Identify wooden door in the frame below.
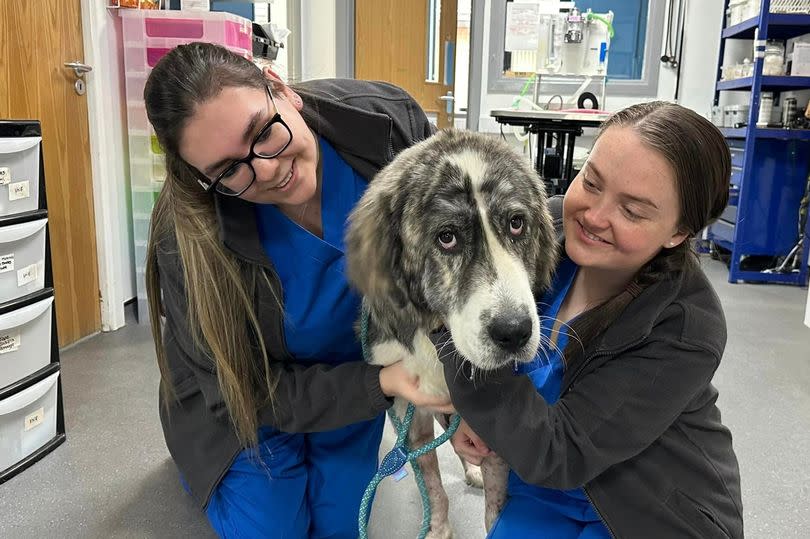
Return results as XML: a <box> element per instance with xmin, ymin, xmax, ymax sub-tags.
<box><xmin>0</xmin><ymin>0</ymin><xmax>101</xmax><ymax>346</ymax></box>
<box><xmin>355</xmin><ymin>0</ymin><xmax>458</xmax><ymax>129</ymax></box>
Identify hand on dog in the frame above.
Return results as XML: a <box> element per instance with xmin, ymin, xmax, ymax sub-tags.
<box><xmin>451</xmin><ymin>419</ymin><xmax>492</xmax><ymax>465</ymax></box>
<box><xmin>379</xmin><ymin>361</ymin><xmax>455</xmax><ymax>414</ymax></box>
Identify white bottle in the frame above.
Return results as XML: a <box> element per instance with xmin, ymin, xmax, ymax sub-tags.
<box><xmin>757</xmin><ymin>92</ymin><xmax>773</xmax><ymax>127</ymax></box>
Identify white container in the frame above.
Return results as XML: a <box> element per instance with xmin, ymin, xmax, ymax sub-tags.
<box><xmin>0</xmin><ymin>371</ymin><xmax>59</xmax><ymax>472</ymax></box>
<box><xmin>180</xmin><ymin>0</ymin><xmax>210</xmax><ymax>10</ymax></box>
<box><xmin>757</xmin><ymin>92</ymin><xmax>774</xmax><ymax>126</ymax></box>
<box><xmin>790</xmin><ymin>42</ymin><xmax>810</xmax><ymax>76</ymax></box>
<box><xmin>728</xmin><ymin>0</ymin><xmax>748</xmax><ymax>25</ymax></box>
<box><xmin>0</xmin><ymin>137</ymin><xmax>42</xmax><ymax>218</ymax></box>
<box><xmin>724</xmin><ymin>105</ymin><xmax>750</xmax><ymax>127</ymax></box>
<box><xmin>0</xmin><ymin>218</ymin><xmax>47</xmax><ymax>305</ymax></box>
<box><xmin>763</xmin><ymin>40</ymin><xmax>786</xmax><ymax>76</ymax></box>
<box><xmin>0</xmin><ymin>296</ymin><xmax>54</xmax><ymax>390</ymax></box>
<box><xmin>745</xmin><ymin>0</ymin><xmax>762</xmax><ymax>20</ymax></box>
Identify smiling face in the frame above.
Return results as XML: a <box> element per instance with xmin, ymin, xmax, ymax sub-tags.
<box><xmin>563</xmin><ymin>126</ymin><xmax>688</xmax><ymax>281</ymax></box>
<box><xmin>178</xmin><ymin>84</ymin><xmax>318</xmax><ymax>208</ymax></box>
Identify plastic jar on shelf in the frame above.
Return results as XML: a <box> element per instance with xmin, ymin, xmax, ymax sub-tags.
<box><xmin>757</xmin><ymin>92</ymin><xmax>774</xmax><ymax>126</ymax></box>
<box><xmin>763</xmin><ymin>40</ymin><xmax>786</xmax><ymax>76</ymax></box>
<box><xmin>728</xmin><ymin>0</ymin><xmax>748</xmax><ymax>26</ymax></box>
<box><xmin>741</xmin><ymin>58</ymin><xmax>753</xmax><ymax>78</ymax></box>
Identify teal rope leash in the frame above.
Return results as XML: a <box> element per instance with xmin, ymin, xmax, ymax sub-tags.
<box><xmin>357</xmin><ymin>404</ymin><xmax>461</xmax><ymax>539</ymax></box>
<box><xmin>357</xmin><ymin>304</ymin><xmax>461</xmax><ymax>539</ymax></box>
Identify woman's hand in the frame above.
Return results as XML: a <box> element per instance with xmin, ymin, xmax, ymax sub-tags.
<box><xmin>379</xmin><ymin>361</ymin><xmax>455</xmax><ymax>414</ymax></box>
<box><xmin>451</xmin><ymin>419</ymin><xmax>492</xmax><ymax>465</ymax></box>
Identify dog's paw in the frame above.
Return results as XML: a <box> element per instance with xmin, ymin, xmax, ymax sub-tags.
<box><xmin>426</xmin><ymin>523</ymin><xmax>453</xmax><ymax>539</ymax></box>
<box><xmin>464</xmin><ymin>465</ymin><xmax>484</xmax><ymax>489</ymax></box>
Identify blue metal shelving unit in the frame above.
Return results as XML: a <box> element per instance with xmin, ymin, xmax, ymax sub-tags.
<box><xmin>711</xmin><ymin>0</ymin><xmax>810</xmax><ymax>286</ymax></box>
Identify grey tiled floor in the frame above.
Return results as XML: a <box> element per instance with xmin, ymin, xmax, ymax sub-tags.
<box><xmin>0</xmin><ymin>257</ymin><xmax>808</xmax><ymax>538</ymax></box>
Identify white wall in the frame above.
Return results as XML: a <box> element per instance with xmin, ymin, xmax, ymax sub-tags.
<box><xmin>81</xmin><ymin>1</ymin><xmax>136</xmax><ymax>331</ymax></box>
<box><xmin>300</xmin><ymin>0</ymin><xmax>337</xmax><ymax>80</ymax></box>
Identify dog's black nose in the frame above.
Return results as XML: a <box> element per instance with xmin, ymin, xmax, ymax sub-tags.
<box><xmin>487</xmin><ymin>315</ymin><xmax>532</xmax><ymax>352</ymax></box>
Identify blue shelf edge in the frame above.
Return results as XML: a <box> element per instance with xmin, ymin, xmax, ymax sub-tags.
<box><xmin>720</xmin><ymin>127</ymin><xmax>810</xmax><ymax>140</ymax></box>
<box><xmin>722</xmin><ymin>17</ymin><xmax>759</xmax><ymax>38</ymax></box>
<box><xmin>722</xmin><ymin>13</ymin><xmax>810</xmax><ymax>39</ymax></box>
<box><xmin>717</xmin><ymin>76</ymin><xmax>810</xmax><ymax>91</ymax></box>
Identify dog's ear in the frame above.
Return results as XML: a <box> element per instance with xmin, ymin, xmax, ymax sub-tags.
<box><xmin>533</xmin><ymin>188</ymin><xmax>560</xmax><ymax>294</ymax></box>
<box><xmin>345</xmin><ymin>182</ymin><xmax>410</xmax><ymax>308</ymax></box>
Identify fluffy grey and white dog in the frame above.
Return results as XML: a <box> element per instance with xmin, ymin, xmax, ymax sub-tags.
<box><xmin>346</xmin><ymin>129</ymin><xmax>558</xmax><ymax>537</ymax></box>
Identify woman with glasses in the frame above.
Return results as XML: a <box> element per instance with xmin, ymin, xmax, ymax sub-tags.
<box><xmin>143</xmin><ymin>42</ymin><xmax>448</xmax><ymax>538</ymax></box>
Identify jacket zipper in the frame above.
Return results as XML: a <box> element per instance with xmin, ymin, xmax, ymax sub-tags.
<box><xmin>564</xmin><ymin>335</ymin><xmax>648</xmax><ymax>538</ymax></box>
<box><xmin>584</xmin><ymin>486</ymin><xmax>618</xmax><ymax>539</ymax></box>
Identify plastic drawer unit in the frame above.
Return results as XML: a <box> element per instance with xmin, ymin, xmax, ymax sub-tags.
<box><xmin>0</xmin><ymin>218</ymin><xmax>47</xmax><ymax>304</ymax></box>
<box><xmin>0</xmin><ymin>371</ymin><xmax>60</xmax><ymax>473</ymax></box>
<box><xmin>0</xmin><ymin>294</ymin><xmax>55</xmax><ymax>391</ymax></box>
<box><xmin>121</xmin><ymin>9</ymin><xmax>252</xmax><ymax>74</ymax></box>
<box><xmin>0</xmin><ymin>137</ymin><xmax>42</xmax><ymax>217</ymax></box>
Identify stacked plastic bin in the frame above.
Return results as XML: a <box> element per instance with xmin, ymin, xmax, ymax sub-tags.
<box><xmin>0</xmin><ymin>120</ymin><xmax>64</xmax><ymax>484</ymax></box>
<box><xmin>120</xmin><ymin>9</ymin><xmax>252</xmax><ymax>321</ymax></box>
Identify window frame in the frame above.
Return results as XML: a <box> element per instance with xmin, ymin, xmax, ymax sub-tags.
<box><xmin>487</xmin><ymin>0</ymin><xmax>666</xmax><ymax>98</ymax></box>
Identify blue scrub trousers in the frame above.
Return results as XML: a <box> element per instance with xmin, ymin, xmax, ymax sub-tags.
<box><xmin>205</xmin><ymin>415</ymin><xmax>385</xmax><ymax>539</ymax></box>
<box><xmin>488</xmin><ymin>488</ymin><xmax>611</xmax><ymax>539</ymax></box>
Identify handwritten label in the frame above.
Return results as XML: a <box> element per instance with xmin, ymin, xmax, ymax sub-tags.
<box><xmin>0</xmin><ymin>253</ymin><xmax>13</xmax><ymax>273</ymax></box>
<box><xmin>9</xmin><ymin>180</ymin><xmax>30</xmax><ymax>201</ymax></box>
<box><xmin>17</xmin><ymin>263</ymin><xmax>38</xmax><ymax>287</ymax></box>
<box><xmin>0</xmin><ymin>332</ymin><xmax>20</xmax><ymax>354</ymax></box>
<box><xmin>25</xmin><ymin>407</ymin><xmax>44</xmax><ymax>431</ymax></box>
<box><xmin>0</xmin><ymin>167</ymin><xmax>9</xmax><ymax>185</ymax></box>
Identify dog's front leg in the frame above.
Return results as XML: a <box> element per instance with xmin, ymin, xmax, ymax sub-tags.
<box><xmin>435</xmin><ymin>413</ymin><xmax>485</xmax><ymax>489</ymax></box>
<box><xmin>481</xmin><ymin>454</ymin><xmax>509</xmax><ymax>532</ymax></box>
<box><xmin>409</xmin><ymin>408</ymin><xmax>453</xmax><ymax>539</ymax></box>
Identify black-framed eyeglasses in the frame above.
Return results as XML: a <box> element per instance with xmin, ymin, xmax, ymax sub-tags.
<box><xmin>197</xmin><ymin>86</ymin><xmax>293</xmax><ymax>197</ymax></box>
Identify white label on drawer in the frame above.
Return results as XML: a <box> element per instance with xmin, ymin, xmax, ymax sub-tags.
<box><xmin>9</xmin><ymin>180</ymin><xmax>30</xmax><ymax>201</ymax></box>
<box><xmin>0</xmin><ymin>167</ymin><xmax>9</xmax><ymax>185</ymax></box>
<box><xmin>17</xmin><ymin>262</ymin><xmax>38</xmax><ymax>286</ymax></box>
<box><xmin>25</xmin><ymin>407</ymin><xmax>44</xmax><ymax>431</ymax></box>
<box><xmin>0</xmin><ymin>253</ymin><xmax>14</xmax><ymax>273</ymax></box>
<box><xmin>0</xmin><ymin>332</ymin><xmax>20</xmax><ymax>354</ymax></box>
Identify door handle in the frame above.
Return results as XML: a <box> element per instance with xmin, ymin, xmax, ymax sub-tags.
<box><xmin>64</xmin><ymin>61</ymin><xmax>93</xmax><ymax>78</ymax></box>
<box><xmin>438</xmin><ymin>92</ymin><xmax>455</xmax><ymax>114</ymax></box>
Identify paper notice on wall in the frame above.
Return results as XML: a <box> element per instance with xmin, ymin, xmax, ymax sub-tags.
<box><xmin>0</xmin><ymin>254</ymin><xmax>14</xmax><ymax>273</ymax></box>
<box><xmin>505</xmin><ymin>3</ymin><xmax>540</xmax><ymax>51</ymax></box>
<box><xmin>0</xmin><ymin>167</ymin><xmax>10</xmax><ymax>185</ymax></box>
<box><xmin>0</xmin><ymin>332</ymin><xmax>21</xmax><ymax>354</ymax></box>
<box><xmin>9</xmin><ymin>180</ymin><xmax>30</xmax><ymax>201</ymax></box>
<box><xmin>17</xmin><ymin>262</ymin><xmax>38</xmax><ymax>287</ymax></box>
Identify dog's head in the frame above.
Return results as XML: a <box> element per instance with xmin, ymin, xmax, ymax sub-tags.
<box><xmin>346</xmin><ymin>129</ymin><xmax>557</xmax><ymax>370</ymax></box>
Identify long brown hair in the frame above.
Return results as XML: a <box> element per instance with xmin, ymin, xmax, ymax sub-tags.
<box><xmin>564</xmin><ymin>101</ymin><xmax>731</xmax><ymax>362</ymax></box>
<box><xmin>144</xmin><ymin>43</ymin><xmax>280</xmax><ymax>447</ymax></box>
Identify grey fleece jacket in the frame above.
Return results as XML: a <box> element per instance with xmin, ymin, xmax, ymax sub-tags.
<box><xmin>441</xmin><ymin>197</ymin><xmax>743</xmax><ymax>539</ymax></box>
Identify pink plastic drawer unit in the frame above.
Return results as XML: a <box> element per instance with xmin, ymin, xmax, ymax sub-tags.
<box><xmin>124</xmin><ymin>41</ymin><xmax>252</xmax><ymax>73</ymax></box>
<box><xmin>120</xmin><ymin>9</ymin><xmax>252</xmax><ymax>51</ymax></box>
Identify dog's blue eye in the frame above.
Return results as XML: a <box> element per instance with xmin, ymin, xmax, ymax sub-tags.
<box><xmin>510</xmin><ymin>216</ymin><xmax>525</xmax><ymax>235</ymax></box>
<box><xmin>438</xmin><ymin>231</ymin><xmax>457</xmax><ymax>249</ymax></box>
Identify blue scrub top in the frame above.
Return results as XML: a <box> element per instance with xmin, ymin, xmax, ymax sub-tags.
<box><xmin>510</xmin><ymin>257</ymin><xmax>601</xmax><ymax>515</ymax></box>
<box><xmin>255</xmin><ymin>137</ymin><xmax>367</xmax><ymax>365</ymax></box>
